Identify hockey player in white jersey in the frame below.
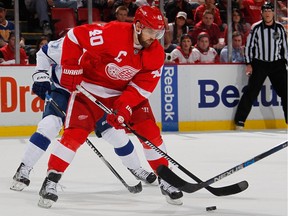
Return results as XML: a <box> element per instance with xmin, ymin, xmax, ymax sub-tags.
<box><xmin>10</xmin><ymin>37</ymin><xmax>156</xmax><ymax>192</ymax></box>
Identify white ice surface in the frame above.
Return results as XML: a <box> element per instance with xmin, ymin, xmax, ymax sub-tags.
<box><xmin>0</xmin><ymin>130</ymin><xmax>287</xmax><ymax>216</ymax></box>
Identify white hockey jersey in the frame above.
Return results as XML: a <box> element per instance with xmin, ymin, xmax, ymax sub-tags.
<box><xmin>34</xmin><ymin>37</ymin><xmax>68</xmax><ymax>92</ymax></box>
<box><xmin>191</xmin><ymin>47</ymin><xmax>218</xmax><ymax>63</ymax></box>
<box><xmin>170</xmin><ymin>47</ymin><xmax>194</xmax><ymax>63</ymax></box>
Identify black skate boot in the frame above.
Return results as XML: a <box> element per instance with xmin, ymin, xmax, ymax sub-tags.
<box><xmin>158</xmin><ymin>177</ymin><xmax>183</xmax><ymax>205</ymax></box>
<box><xmin>10</xmin><ymin>163</ymin><xmax>32</xmax><ymax>191</ymax></box>
<box><xmin>128</xmin><ymin>167</ymin><xmax>157</xmax><ymax>184</ymax></box>
<box><xmin>38</xmin><ymin>170</ymin><xmax>62</xmax><ymax>208</ymax></box>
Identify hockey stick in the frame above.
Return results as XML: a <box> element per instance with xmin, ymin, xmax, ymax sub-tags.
<box><xmin>157</xmin><ymin>141</ymin><xmax>287</xmax><ymax>193</ymax></box>
<box><xmin>45</xmin><ymin>93</ymin><xmax>142</xmax><ymax>194</ymax></box>
<box><xmin>76</xmin><ymin>85</ymin><xmax>249</xmax><ymax>196</ymax></box>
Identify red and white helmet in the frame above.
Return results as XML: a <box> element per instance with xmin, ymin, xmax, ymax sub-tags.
<box><xmin>134</xmin><ymin>5</ymin><xmax>165</xmax><ymax>31</ymax></box>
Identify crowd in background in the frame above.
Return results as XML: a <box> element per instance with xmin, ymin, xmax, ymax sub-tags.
<box><xmin>0</xmin><ymin>0</ymin><xmax>287</xmax><ymax>64</ymax></box>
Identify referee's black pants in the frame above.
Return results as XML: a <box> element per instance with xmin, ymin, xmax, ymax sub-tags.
<box><xmin>234</xmin><ymin>59</ymin><xmax>287</xmax><ymax>124</ymax></box>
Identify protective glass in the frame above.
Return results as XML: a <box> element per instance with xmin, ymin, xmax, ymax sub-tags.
<box><xmin>142</xmin><ymin>27</ymin><xmax>165</xmax><ymax>40</ymax></box>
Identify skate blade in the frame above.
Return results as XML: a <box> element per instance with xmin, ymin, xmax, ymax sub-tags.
<box><xmin>10</xmin><ymin>180</ymin><xmax>27</xmax><ymax>191</ymax></box>
<box><xmin>235</xmin><ymin>125</ymin><xmax>244</xmax><ymax>130</ymax></box>
<box><xmin>38</xmin><ymin>197</ymin><xmax>55</xmax><ymax>208</ymax></box>
<box><xmin>146</xmin><ymin>180</ymin><xmax>158</xmax><ymax>186</ymax></box>
<box><xmin>135</xmin><ymin>176</ymin><xmax>157</xmax><ymax>185</ymax></box>
<box><xmin>165</xmin><ymin>195</ymin><xmax>183</xmax><ymax>205</ymax></box>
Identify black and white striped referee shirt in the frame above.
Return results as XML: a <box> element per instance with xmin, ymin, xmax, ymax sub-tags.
<box><xmin>245</xmin><ymin>20</ymin><xmax>288</xmax><ymax>64</ymax></box>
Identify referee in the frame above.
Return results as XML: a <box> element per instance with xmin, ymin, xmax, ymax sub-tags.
<box><xmin>234</xmin><ymin>1</ymin><xmax>288</xmax><ymax>129</ymax></box>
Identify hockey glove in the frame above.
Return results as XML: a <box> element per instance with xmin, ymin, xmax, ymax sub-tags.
<box><xmin>32</xmin><ymin>70</ymin><xmax>51</xmax><ymax>100</ymax></box>
<box><xmin>60</xmin><ymin>65</ymin><xmax>83</xmax><ymax>91</ymax></box>
<box><xmin>107</xmin><ymin>104</ymin><xmax>132</xmax><ymax>130</ymax></box>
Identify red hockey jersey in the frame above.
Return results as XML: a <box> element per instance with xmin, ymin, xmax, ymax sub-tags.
<box><xmin>61</xmin><ymin>21</ymin><xmax>164</xmax><ymax>108</ymax></box>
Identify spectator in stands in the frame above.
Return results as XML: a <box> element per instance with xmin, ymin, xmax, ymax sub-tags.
<box><xmin>277</xmin><ymin>0</ymin><xmax>288</xmax><ymax>16</ymax></box>
<box><xmin>276</xmin><ymin>0</ymin><xmax>288</xmax><ymax>28</ymax></box>
<box><xmin>115</xmin><ymin>5</ymin><xmax>129</xmax><ymax>22</ymax></box>
<box><xmin>0</xmin><ymin>34</ymin><xmax>6</xmax><ymax>47</ymax></box>
<box><xmin>163</xmin><ymin>16</ymin><xmax>173</xmax><ymax>53</ymax></box>
<box><xmin>135</xmin><ymin>0</ymin><xmax>158</xmax><ymax>6</ymax></box>
<box><xmin>0</xmin><ymin>3</ymin><xmax>26</xmax><ymax>50</ymax></box>
<box><xmin>189</xmin><ymin>10</ymin><xmax>224</xmax><ymax>50</ymax></box>
<box><xmin>0</xmin><ymin>31</ymin><xmax>28</xmax><ymax>64</ymax></box>
<box><xmin>194</xmin><ymin>0</ymin><xmax>222</xmax><ymax>28</ymax></box>
<box><xmin>165</xmin><ymin>11</ymin><xmax>190</xmax><ymax>52</ymax></box>
<box><xmin>190</xmin><ymin>0</ymin><xmax>201</xmax><ymax>11</ymax></box>
<box><xmin>191</xmin><ymin>31</ymin><xmax>219</xmax><ymax>63</ymax></box>
<box><xmin>215</xmin><ymin>0</ymin><xmax>239</xmax><ymax>26</ymax></box>
<box><xmin>24</xmin><ymin>0</ymin><xmax>52</xmax><ymax>36</ymax></box>
<box><xmin>215</xmin><ymin>0</ymin><xmax>228</xmax><ymax>24</ymax></box>
<box><xmin>168</xmin><ymin>33</ymin><xmax>194</xmax><ymax>63</ymax></box>
<box><xmin>93</xmin><ymin>0</ymin><xmax>114</xmax><ymax>9</ymax></box>
<box><xmin>220</xmin><ymin>31</ymin><xmax>245</xmax><ymax>63</ymax></box>
<box><xmin>238</xmin><ymin>0</ymin><xmax>265</xmax><ymax>25</ymax></box>
<box><xmin>1</xmin><ymin>0</ymin><xmax>12</xmax><ymax>9</ymax></box>
<box><xmin>19</xmin><ymin>36</ymin><xmax>26</xmax><ymax>49</ymax></box>
<box><xmin>165</xmin><ymin>0</ymin><xmax>194</xmax><ymax>26</ymax></box>
<box><xmin>28</xmin><ymin>35</ymin><xmax>49</xmax><ymax>64</ymax></box>
<box><xmin>0</xmin><ymin>2</ymin><xmax>14</xmax><ymax>42</ymax></box>
<box><xmin>91</xmin><ymin>0</ymin><xmax>114</xmax><ymax>22</ymax></box>
<box><xmin>111</xmin><ymin>0</ymin><xmax>138</xmax><ymax>22</ymax></box>
<box><xmin>47</xmin><ymin>0</ymin><xmax>83</xmax><ymax>11</ymax></box>
<box><xmin>223</xmin><ymin>8</ymin><xmax>250</xmax><ymax>46</ymax></box>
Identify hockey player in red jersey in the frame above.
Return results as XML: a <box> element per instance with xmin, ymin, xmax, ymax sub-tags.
<box><xmin>38</xmin><ymin>6</ymin><xmax>183</xmax><ymax>208</ymax></box>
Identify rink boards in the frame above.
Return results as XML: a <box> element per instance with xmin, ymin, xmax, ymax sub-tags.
<box><xmin>0</xmin><ymin>64</ymin><xmax>286</xmax><ymax>136</ymax></box>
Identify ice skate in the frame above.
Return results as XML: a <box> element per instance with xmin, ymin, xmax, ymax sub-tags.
<box><xmin>235</xmin><ymin>121</ymin><xmax>245</xmax><ymax>130</ymax></box>
<box><xmin>38</xmin><ymin>170</ymin><xmax>62</xmax><ymax>208</ymax></box>
<box><xmin>158</xmin><ymin>177</ymin><xmax>183</xmax><ymax>205</ymax></box>
<box><xmin>10</xmin><ymin>163</ymin><xmax>32</xmax><ymax>191</ymax></box>
<box><xmin>128</xmin><ymin>167</ymin><xmax>157</xmax><ymax>184</ymax></box>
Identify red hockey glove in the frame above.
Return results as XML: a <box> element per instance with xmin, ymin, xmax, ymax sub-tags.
<box><xmin>107</xmin><ymin>104</ymin><xmax>132</xmax><ymax>130</ymax></box>
<box><xmin>60</xmin><ymin>65</ymin><xmax>83</xmax><ymax>91</ymax></box>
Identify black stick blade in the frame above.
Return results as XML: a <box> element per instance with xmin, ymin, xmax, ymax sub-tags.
<box><xmin>157</xmin><ymin>165</ymin><xmax>249</xmax><ymax>195</ymax></box>
<box><xmin>212</xmin><ymin>180</ymin><xmax>249</xmax><ymax>196</ymax></box>
<box><xmin>157</xmin><ymin>165</ymin><xmax>199</xmax><ymax>192</ymax></box>
<box><xmin>157</xmin><ymin>165</ymin><xmax>187</xmax><ymax>188</ymax></box>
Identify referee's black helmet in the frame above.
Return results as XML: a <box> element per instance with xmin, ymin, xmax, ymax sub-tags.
<box><xmin>261</xmin><ymin>1</ymin><xmax>274</xmax><ymax>11</ymax></box>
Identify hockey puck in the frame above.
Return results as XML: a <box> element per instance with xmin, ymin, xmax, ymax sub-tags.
<box><xmin>206</xmin><ymin>206</ymin><xmax>217</xmax><ymax>211</ymax></box>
